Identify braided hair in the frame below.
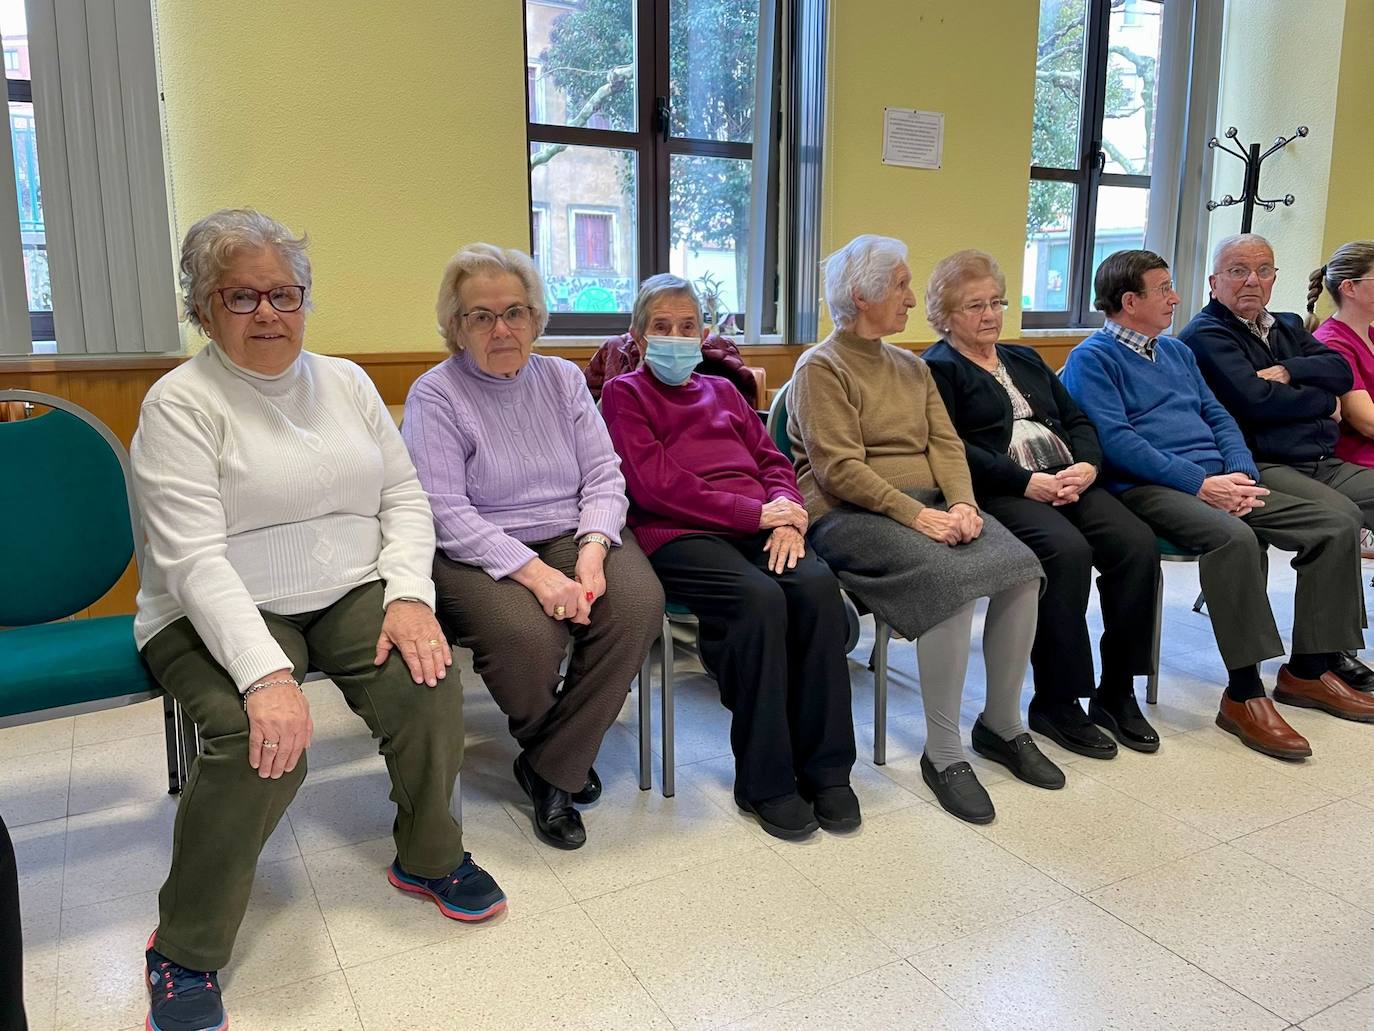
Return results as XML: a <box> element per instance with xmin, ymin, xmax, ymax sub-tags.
<box><xmin>1306</xmin><ymin>240</ymin><xmax>1374</xmax><ymax>332</ymax></box>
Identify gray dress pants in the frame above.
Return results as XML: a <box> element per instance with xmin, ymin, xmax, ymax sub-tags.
<box><xmin>1120</xmin><ymin>484</ymin><xmax>1364</xmax><ymax>671</ymax></box>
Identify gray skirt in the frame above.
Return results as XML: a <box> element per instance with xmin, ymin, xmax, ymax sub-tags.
<box><xmin>809</xmin><ymin>488</ymin><xmax>1043</xmax><ymax>640</ymax></box>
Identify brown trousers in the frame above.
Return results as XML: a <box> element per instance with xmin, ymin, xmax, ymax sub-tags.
<box><xmin>433</xmin><ymin>530</ymin><xmax>663</xmax><ymax>791</ymax></box>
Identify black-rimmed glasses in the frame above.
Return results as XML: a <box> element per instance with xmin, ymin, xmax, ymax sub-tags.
<box><xmin>460</xmin><ymin>304</ymin><xmax>534</xmax><ymax>335</ymax></box>
<box><xmin>216</xmin><ymin>285</ymin><xmax>307</xmax><ymax>314</ymax></box>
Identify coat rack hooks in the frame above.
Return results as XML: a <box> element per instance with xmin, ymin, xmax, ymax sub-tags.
<box><xmin>1205</xmin><ymin>125</ymin><xmax>1307</xmax><ymax>233</ymax></box>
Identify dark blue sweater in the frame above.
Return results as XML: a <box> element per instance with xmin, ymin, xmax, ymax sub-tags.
<box><xmin>1060</xmin><ymin>328</ymin><xmax>1259</xmax><ymax>496</ymax></box>
<box><xmin>1179</xmin><ymin>298</ymin><xmax>1349</xmax><ymax>463</ymax></box>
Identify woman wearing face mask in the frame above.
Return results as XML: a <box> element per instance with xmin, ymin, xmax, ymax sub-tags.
<box><xmin>584</xmin><ymin>273</ymin><xmax>761</xmax><ymax>404</ymax></box>
<box><xmin>600</xmin><ymin>276</ymin><xmax>859</xmax><ymax>841</ymax></box>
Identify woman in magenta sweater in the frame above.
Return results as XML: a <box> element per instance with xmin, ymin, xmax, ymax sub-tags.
<box><xmin>1309</xmin><ymin>241</ymin><xmax>1374</xmax><ymax>469</ymax></box>
<box><xmin>601</xmin><ymin>277</ymin><xmax>858</xmax><ymax>840</ymax></box>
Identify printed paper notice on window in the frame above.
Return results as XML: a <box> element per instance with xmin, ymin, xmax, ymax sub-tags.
<box><xmin>882</xmin><ymin>107</ymin><xmax>943</xmax><ymax>170</ymax></box>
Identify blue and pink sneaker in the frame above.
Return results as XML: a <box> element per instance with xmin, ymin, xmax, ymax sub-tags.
<box><xmin>144</xmin><ymin>931</ymin><xmax>227</xmax><ymax>1031</ymax></box>
<box><xmin>387</xmin><ymin>852</ymin><xmax>506</xmax><ymax>921</ymax></box>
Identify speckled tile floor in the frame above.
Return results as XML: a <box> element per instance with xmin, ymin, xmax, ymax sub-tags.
<box><xmin>8</xmin><ymin>559</ymin><xmax>1374</xmax><ymax>1030</ymax></box>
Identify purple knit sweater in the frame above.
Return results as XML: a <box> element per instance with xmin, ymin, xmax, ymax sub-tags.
<box><xmin>403</xmin><ymin>349</ymin><xmax>627</xmax><ymax>579</ymax></box>
<box><xmin>600</xmin><ymin>367</ymin><xmax>804</xmax><ymax>555</ymax></box>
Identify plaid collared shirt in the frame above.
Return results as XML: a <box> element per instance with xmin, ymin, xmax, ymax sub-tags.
<box><xmin>1241</xmin><ymin>307</ymin><xmax>1274</xmax><ymax>347</ymax></box>
<box><xmin>1103</xmin><ymin>319</ymin><xmax>1157</xmax><ymax>362</ymax></box>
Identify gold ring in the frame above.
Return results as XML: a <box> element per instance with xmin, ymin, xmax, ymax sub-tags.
<box><xmin>428</xmin><ymin>639</ymin><xmax>440</xmax><ymax>646</ymax></box>
<box><xmin>554</xmin><ymin>605</ymin><xmax>566</xmax><ymax>617</ymax></box>
<box><xmin>262</xmin><ymin>742</ymin><xmax>280</xmax><ymax>750</ymax></box>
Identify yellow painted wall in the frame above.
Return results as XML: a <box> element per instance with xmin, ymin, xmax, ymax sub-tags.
<box><xmin>820</xmin><ymin>0</ymin><xmax>1040</xmax><ymax>344</ymax></box>
<box><xmin>1207</xmin><ymin>0</ymin><xmax>1346</xmax><ymax>315</ymax></box>
<box><xmin>1319</xmin><ymin>0</ymin><xmax>1374</xmax><ymax>299</ymax></box>
<box><xmin>155</xmin><ymin>1</ymin><xmax>531</xmax><ymax>354</ymax></box>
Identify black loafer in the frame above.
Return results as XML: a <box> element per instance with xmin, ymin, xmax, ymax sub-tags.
<box><xmin>804</xmin><ymin>784</ymin><xmax>862</xmax><ymax>832</ymax></box>
<box><xmin>571</xmin><ymin>766</ymin><xmax>602</xmax><ymax>805</ymax></box>
<box><xmin>1029</xmin><ymin>700</ymin><xmax>1118</xmax><ymax>759</ymax></box>
<box><xmin>734</xmin><ymin>791</ymin><xmax>820</xmax><ymax>840</ymax></box>
<box><xmin>1333</xmin><ymin>652</ymin><xmax>1374</xmax><ymax>692</ymax></box>
<box><xmin>920</xmin><ymin>753</ymin><xmax>994</xmax><ymax>824</ymax></box>
<box><xmin>1089</xmin><ymin>694</ymin><xmax>1160</xmax><ymax>753</ymax></box>
<box><xmin>970</xmin><ymin>717</ymin><xmax>1065</xmax><ymax>789</ymax></box>
<box><xmin>513</xmin><ymin>752</ymin><xmax>586</xmax><ymax>850</ymax></box>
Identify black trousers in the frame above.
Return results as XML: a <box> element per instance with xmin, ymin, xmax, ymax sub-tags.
<box><xmin>1</xmin><ymin>811</ymin><xmax>26</xmax><ymax>1031</ymax></box>
<box><xmin>980</xmin><ymin>486</ymin><xmax>1159</xmax><ymax>703</ymax></box>
<box><xmin>648</xmin><ymin>532</ymin><xmax>857</xmax><ymax>802</ymax></box>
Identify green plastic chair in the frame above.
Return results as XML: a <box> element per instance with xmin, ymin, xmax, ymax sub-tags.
<box><xmin>0</xmin><ymin>390</ymin><xmax>188</xmax><ymax>788</ymax></box>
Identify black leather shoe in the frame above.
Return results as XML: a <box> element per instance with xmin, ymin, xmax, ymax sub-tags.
<box><xmin>1029</xmin><ymin>699</ymin><xmax>1118</xmax><ymax>759</ymax></box>
<box><xmin>1333</xmin><ymin>652</ymin><xmax>1374</xmax><ymax>692</ymax></box>
<box><xmin>920</xmin><ymin>753</ymin><xmax>994</xmax><ymax>824</ymax></box>
<box><xmin>970</xmin><ymin>716</ymin><xmax>1066</xmax><ymax>789</ymax></box>
<box><xmin>1090</xmin><ymin>693</ymin><xmax>1160</xmax><ymax>753</ymax></box>
<box><xmin>571</xmin><ymin>766</ymin><xmax>602</xmax><ymax>805</ymax></box>
<box><xmin>734</xmin><ymin>791</ymin><xmax>820</xmax><ymax>840</ymax></box>
<box><xmin>513</xmin><ymin>752</ymin><xmax>586</xmax><ymax>850</ymax></box>
<box><xmin>803</xmin><ymin>784</ymin><xmax>862</xmax><ymax>832</ymax></box>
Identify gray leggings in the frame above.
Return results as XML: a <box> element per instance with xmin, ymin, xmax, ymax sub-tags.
<box><xmin>918</xmin><ymin>578</ymin><xmax>1039</xmax><ymax>771</ymax></box>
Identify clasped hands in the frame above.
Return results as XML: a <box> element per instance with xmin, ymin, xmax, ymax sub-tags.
<box><xmin>911</xmin><ymin>502</ymin><xmax>983</xmax><ymax>546</ymax></box>
<box><xmin>513</xmin><ymin>543</ymin><xmax>607</xmax><ymax>626</ymax></box>
<box><xmin>1024</xmin><ymin>461</ymin><xmax>1097</xmax><ymax>506</ymax></box>
<box><xmin>1199</xmin><ymin>472</ymin><xmax>1269</xmax><ymax>517</ymax></box>
<box><xmin>759</xmin><ymin>496</ymin><xmax>809</xmax><ymax>574</ymax></box>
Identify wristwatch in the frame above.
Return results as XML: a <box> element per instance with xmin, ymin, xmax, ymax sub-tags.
<box><xmin>578</xmin><ymin>532</ymin><xmax>613</xmax><ymax>552</ymax></box>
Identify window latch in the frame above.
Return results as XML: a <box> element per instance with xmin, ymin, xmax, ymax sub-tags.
<box><xmin>655</xmin><ymin>96</ymin><xmax>671</xmax><ymax>142</ymax></box>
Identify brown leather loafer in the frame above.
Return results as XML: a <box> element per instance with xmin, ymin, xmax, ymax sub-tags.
<box><xmin>1274</xmin><ymin>666</ymin><xmax>1374</xmax><ymax>723</ymax></box>
<box><xmin>1216</xmin><ymin>695</ymin><xmax>1312</xmax><ymax>759</ymax></box>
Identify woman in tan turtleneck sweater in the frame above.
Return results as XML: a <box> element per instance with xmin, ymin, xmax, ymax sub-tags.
<box><xmin>788</xmin><ymin>234</ymin><xmax>1052</xmax><ymax>825</ymax></box>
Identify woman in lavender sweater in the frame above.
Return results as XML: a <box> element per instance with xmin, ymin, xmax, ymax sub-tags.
<box><xmin>601</xmin><ymin>276</ymin><xmax>858</xmax><ymax>841</ymax></box>
<box><xmin>403</xmin><ymin>244</ymin><xmax>663</xmax><ymax>851</ymax></box>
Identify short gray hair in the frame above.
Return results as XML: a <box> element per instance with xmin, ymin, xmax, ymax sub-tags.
<box><xmin>1211</xmin><ymin>232</ymin><xmax>1273</xmax><ymax>273</ymax></box>
<box><xmin>435</xmin><ymin>243</ymin><xmax>549</xmax><ymax>353</ymax></box>
<box><xmin>179</xmin><ymin>208</ymin><xmax>312</xmax><ymax>333</ymax></box>
<box><xmin>925</xmin><ymin>250</ymin><xmax>1006</xmax><ymax>334</ymax></box>
<box><xmin>822</xmin><ymin>234</ymin><xmax>908</xmax><ymax>329</ymax></box>
<box><xmin>630</xmin><ymin>273</ymin><xmax>702</xmax><ymax>335</ymax></box>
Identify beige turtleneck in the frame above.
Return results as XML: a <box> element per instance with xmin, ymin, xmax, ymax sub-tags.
<box><xmin>787</xmin><ymin>329</ymin><xmax>975</xmax><ymax>527</ymax></box>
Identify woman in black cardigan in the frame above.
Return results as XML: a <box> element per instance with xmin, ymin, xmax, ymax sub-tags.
<box><xmin>923</xmin><ymin>250</ymin><xmax>1161</xmax><ymax>758</ymax></box>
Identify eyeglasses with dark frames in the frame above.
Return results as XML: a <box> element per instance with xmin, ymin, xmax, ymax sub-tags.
<box><xmin>460</xmin><ymin>304</ymin><xmax>534</xmax><ymax>335</ymax></box>
<box><xmin>216</xmin><ymin>285</ymin><xmax>307</xmax><ymax>315</ymax></box>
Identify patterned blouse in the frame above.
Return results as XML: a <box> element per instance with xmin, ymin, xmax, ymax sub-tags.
<box><xmin>990</xmin><ymin>362</ymin><xmax>1074</xmax><ymax>472</ymax></box>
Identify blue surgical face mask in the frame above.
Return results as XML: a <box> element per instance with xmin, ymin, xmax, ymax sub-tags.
<box><xmin>642</xmin><ymin>335</ymin><xmax>701</xmax><ymax>386</ymax></box>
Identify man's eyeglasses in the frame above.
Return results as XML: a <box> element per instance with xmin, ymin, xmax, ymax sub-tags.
<box><xmin>1219</xmin><ymin>265</ymin><xmax>1278</xmax><ymax>283</ymax></box>
<box><xmin>460</xmin><ymin>304</ymin><xmax>534</xmax><ymax>335</ymax></box>
<box><xmin>216</xmin><ymin>285</ymin><xmax>306</xmax><ymax>315</ymax></box>
<box><xmin>958</xmin><ymin>298</ymin><xmax>1008</xmax><ymax>316</ymax></box>
<box><xmin>1133</xmin><ymin>281</ymin><xmax>1176</xmax><ymax>298</ymax></box>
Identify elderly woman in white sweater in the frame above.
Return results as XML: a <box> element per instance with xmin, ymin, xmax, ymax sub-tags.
<box><xmin>130</xmin><ymin>209</ymin><xmax>504</xmax><ymax>1031</ymax></box>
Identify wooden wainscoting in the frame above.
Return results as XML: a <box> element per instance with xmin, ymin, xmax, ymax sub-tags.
<box><xmin>0</xmin><ymin>332</ymin><xmax>1087</xmax><ymax>617</ymax></box>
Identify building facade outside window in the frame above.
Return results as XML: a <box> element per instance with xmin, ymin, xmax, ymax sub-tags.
<box><xmin>524</xmin><ymin>0</ymin><xmax>780</xmax><ymax>336</ymax></box>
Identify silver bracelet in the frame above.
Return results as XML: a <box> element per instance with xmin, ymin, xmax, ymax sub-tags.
<box><xmin>242</xmin><ymin>677</ymin><xmax>301</xmax><ymax>706</ymax></box>
<box><xmin>578</xmin><ymin>532</ymin><xmax>612</xmax><ymax>552</ymax></box>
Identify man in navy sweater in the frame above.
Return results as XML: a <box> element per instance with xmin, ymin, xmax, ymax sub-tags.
<box><xmin>1180</xmin><ymin>232</ymin><xmax>1374</xmax><ymax>693</ymax></box>
<box><xmin>1062</xmin><ymin>250</ymin><xmax>1374</xmax><ymax>761</ymax></box>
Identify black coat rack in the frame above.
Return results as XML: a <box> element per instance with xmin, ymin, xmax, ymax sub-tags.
<box><xmin>1206</xmin><ymin>125</ymin><xmax>1308</xmax><ymax>232</ymax></box>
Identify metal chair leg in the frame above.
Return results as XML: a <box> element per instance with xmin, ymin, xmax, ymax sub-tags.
<box><xmin>872</xmin><ymin>620</ymin><xmax>890</xmax><ymax>765</ymax></box>
<box><xmin>660</xmin><ymin>614</ymin><xmax>675</xmax><ymax>797</ymax></box>
<box><xmin>1148</xmin><ymin>566</ymin><xmax>1164</xmax><ymax>705</ymax></box>
<box><xmin>638</xmin><ymin>644</ymin><xmax>654</xmax><ymax>792</ymax></box>
<box><xmin>162</xmin><ymin>694</ymin><xmax>181</xmax><ymax>795</ymax></box>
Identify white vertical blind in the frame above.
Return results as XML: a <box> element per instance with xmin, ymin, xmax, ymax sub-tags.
<box><xmin>24</xmin><ymin>0</ymin><xmax>175</xmax><ymax>354</ymax></box>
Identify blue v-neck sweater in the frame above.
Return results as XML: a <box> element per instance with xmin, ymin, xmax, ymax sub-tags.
<box><xmin>1059</xmin><ymin>329</ymin><xmax>1259</xmax><ymax>496</ymax></box>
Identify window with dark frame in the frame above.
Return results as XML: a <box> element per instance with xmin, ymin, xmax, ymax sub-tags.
<box><xmin>523</xmin><ymin>0</ymin><xmax>781</xmax><ymax>337</ymax></box>
<box><xmin>1023</xmin><ymin>0</ymin><xmax>1162</xmax><ymax>329</ymax></box>
<box><xmin>3</xmin><ymin>12</ymin><xmax>53</xmax><ymax>345</ymax></box>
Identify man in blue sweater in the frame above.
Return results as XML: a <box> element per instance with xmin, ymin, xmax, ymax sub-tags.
<box><xmin>1062</xmin><ymin>250</ymin><xmax>1374</xmax><ymax>761</ymax></box>
<box><xmin>1180</xmin><ymin>232</ymin><xmax>1374</xmax><ymax>693</ymax></box>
